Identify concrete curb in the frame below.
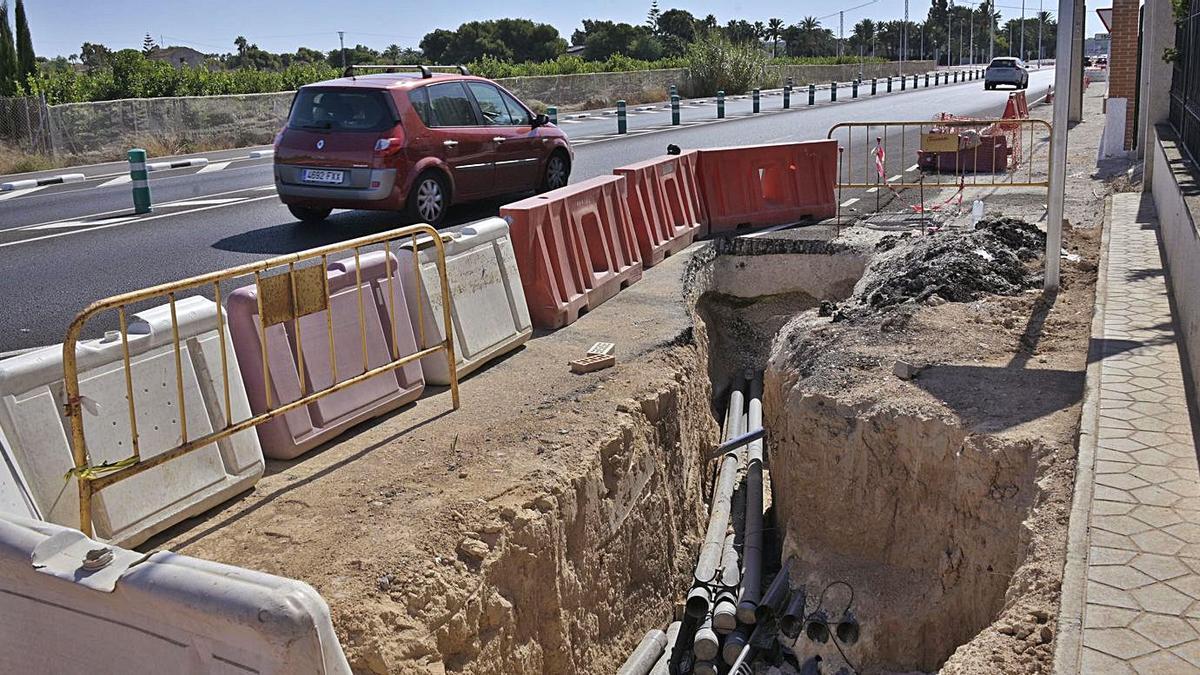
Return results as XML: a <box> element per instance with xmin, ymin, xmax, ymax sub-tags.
<box><xmin>1051</xmin><ymin>195</ymin><xmax>1114</xmax><ymax>675</ymax></box>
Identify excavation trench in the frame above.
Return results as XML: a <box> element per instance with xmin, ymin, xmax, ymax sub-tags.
<box><xmin>297</xmin><ymin>222</ymin><xmax>1073</xmax><ymax>673</ymax></box>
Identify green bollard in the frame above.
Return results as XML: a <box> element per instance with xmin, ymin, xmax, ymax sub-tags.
<box><xmin>547</xmin><ymin>106</ymin><xmax>557</xmax><ymax>125</ymax></box>
<box><xmin>717</xmin><ymin>90</ymin><xmax>725</xmax><ymax>118</ymax></box>
<box><xmin>783</xmin><ymin>85</ymin><xmax>791</xmax><ymax>109</ymax></box>
<box><xmin>752</xmin><ymin>88</ymin><xmax>760</xmax><ymax>113</ymax></box>
<box><xmin>808</xmin><ymin>83</ymin><xmax>815</xmax><ymax>105</ymax></box>
<box><xmin>871</xmin><ymin>78</ymin><xmax>877</xmax><ymax>95</ymax></box>
<box><xmin>671</xmin><ymin>94</ymin><xmax>680</xmax><ymax>125</ymax></box>
<box><xmin>887</xmin><ymin>76</ymin><xmax>893</xmax><ymax>92</ymax></box>
<box><xmin>913</xmin><ymin>74</ymin><xmax>919</xmax><ymax>89</ymax></box>
<box><xmin>616</xmin><ymin>100</ymin><xmax>626</xmax><ymax>134</ymax></box>
<box><xmin>954</xmin><ymin>71</ymin><xmax>959</xmax><ymax>83</ymax></box>
<box><xmin>852</xmin><ymin>80</ymin><xmax>858</xmax><ymax>98</ymax></box>
<box><xmin>128</xmin><ymin>148</ymin><xmax>151</xmax><ymax>214</ymax></box>
<box><xmin>924</xmin><ymin>73</ymin><xmax>929</xmax><ymax>87</ymax></box>
<box><xmin>830</xmin><ymin>81</ymin><xmax>837</xmax><ymax>101</ymax></box>
<box><xmin>669</xmin><ymin>84</ymin><xmax>677</xmax><ymax>98</ymax></box>
<box><xmin>901</xmin><ymin>73</ymin><xmax>906</xmax><ymax>90</ymax></box>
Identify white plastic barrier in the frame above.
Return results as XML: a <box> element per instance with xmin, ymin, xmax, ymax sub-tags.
<box><xmin>0</xmin><ymin>426</ymin><xmax>38</xmax><ymax>519</ymax></box>
<box><xmin>0</xmin><ymin>515</ymin><xmax>351</xmax><ymax>674</ymax></box>
<box><xmin>399</xmin><ymin>217</ymin><xmax>533</xmax><ymax>384</ymax></box>
<box><xmin>0</xmin><ymin>296</ymin><xmax>264</xmax><ymax>546</ymax></box>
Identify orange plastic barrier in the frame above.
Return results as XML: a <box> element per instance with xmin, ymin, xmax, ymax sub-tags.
<box><xmin>694</xmin><ymin>140</ymin><xmax>838</xmax><ymax>232</ymax></box>
<box><xmin>1003</xmin><ymin>91</ymin><xmax>1029</xmax><ymax>120</ymax></box>
<box><xmin>501</xmin><ymin>176</ymin><xmax>643</xmax><ymax>329</ymax></box>
<box><xmin>613</xmin><ymin>150</ymin><xmax>705</xmax><ymax>267</ymax></box>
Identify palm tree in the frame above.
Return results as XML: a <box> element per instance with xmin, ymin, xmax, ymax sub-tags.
<box><xmin>382</xmin><ymin>44</ymin><xmax>403</xmax><ymax>62</ymax></box>
<box><xmin>799</xmin><ymin>16</ymin><xmax>821</xmax><ymax>57</ymax></box>
<box><xmin>852</xmin><ymin>19</ymin><xmax>877</xmax><ymax>57</ymax></box>
<box><xmin>768</xmin><ymin>18</ymin><xmax>784</xmax><ymax>57</ymax></box>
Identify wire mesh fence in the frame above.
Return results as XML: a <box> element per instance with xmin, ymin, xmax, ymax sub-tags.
<box><xmin>0</xmin><ymin>91</ymin><xmax>295</xmax><ymax>162</ymax></box>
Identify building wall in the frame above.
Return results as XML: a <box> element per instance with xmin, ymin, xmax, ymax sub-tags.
<box><xmin>1150</xmin><ymin>124</ymin><xmax>1200</xmax><ymax>400</ymax></box>
<box><xmin>1109</xmin><ymin>0</ymin><xmax>1141</xmax><ymax>149</ymax></box>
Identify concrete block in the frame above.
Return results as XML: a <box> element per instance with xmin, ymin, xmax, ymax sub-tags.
<box><xmin>0</xmin><ymin>297</ymin><xmax>264</xmax><ymax>546</ymax></box>
<box><xmin>398</xmin><ymin>218</ymin><xmax>533</xmax><ymax>384</ymax></box>
<box><xmin>0</xmin><ymin>514</ymin><xmax>351</xmax><ymax>674</ymax></box>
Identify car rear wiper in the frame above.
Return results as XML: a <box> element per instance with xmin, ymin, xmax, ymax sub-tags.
<box><xmin>301</xmin><ymin>122</ymin><xmax>332</xmax><ymax>130</ymax></box>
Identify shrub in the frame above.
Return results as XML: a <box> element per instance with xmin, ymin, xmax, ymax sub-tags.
<box><xmin>685</xmin><ymin>33</ymin><xmax>768</xmax><ymax>95</ymax></box>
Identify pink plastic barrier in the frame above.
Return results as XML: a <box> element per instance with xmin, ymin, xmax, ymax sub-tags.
<box><xmin>227</xmin><ymin>252</ymin><xmax>424</xmax><ymax>459</ymax></box>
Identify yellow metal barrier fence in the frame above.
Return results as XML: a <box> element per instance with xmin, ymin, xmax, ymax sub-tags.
<box><xmin>827</xmin><ymin>117</ymin><xmax>1053</xmax><ymax>220</ymax></box>
<box><xmin>62</xmin><ymin>224</ymin><xmax>459</xmax><ymax>537</ymax></box>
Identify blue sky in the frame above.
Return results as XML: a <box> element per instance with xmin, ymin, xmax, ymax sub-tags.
<box><xmin>24</xmin><ymin>0</ymin><xmax>1104</xmax><ymax>58</ymax></box>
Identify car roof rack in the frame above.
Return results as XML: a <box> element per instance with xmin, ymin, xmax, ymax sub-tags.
<box><xmin>342</xmin><ymin>64</ymin><xmax>471</xmax><ymax>79</ymax></box>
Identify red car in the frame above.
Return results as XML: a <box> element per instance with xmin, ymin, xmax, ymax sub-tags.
<box><xmin>274</xmin><ymin>65</ymin><xmax>573</xmax><ymax>225</ymax></box>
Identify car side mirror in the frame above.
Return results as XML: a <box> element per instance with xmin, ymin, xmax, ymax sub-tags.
<box><xmin>532</xmin><ymin>113</ymin><xmax>550</xmax><ymax>128</ymax></box>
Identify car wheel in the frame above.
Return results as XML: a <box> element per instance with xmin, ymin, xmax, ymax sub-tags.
<box><xmin>406</xmin><ymin>171</ymin><xmax>449</xmax><ymax>226</ymax></box>
<box><xmin>539</xmin><ymin>151</ymin><xmax>570</xmax><ymax>193</ymax></box>
<box><xmin>288</xmin><ymin>205</ymin><xmax>332</xmax><ymax>223</ymax></box>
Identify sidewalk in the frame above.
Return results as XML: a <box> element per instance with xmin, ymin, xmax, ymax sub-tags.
<box><xmin>1071</xmin><ymin>192</ymin><xmax>1200</xmax><ymax>673</ymax></box>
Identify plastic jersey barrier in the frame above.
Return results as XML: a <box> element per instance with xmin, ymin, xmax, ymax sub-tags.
<box><xmin>0</xmin><ymin>425</ymin><xmax>38</xmax><ymax>519</ymax></box>
<box><xmin>227</xmin><ymin>251</ymin><xmax>425</xmax><ymax>460</ymax></box>
<box><xmin>500</xmin><ymin>175</ymin><xmax>643</xmax><ymax>329</ymax></box>
<box><xmin>0</xmin><ymin>297</ymin><xmax>264</xmax><ymax>547</ymax></box>
<box><xmin>613</xmin><ymin>150</ymin><xmax>706</xmax><ymax>265</ymax></box>
<box><xmin>397</xmin><ymin>218</ymin><xmax>532</xmax><ymax>385</ymax></box>
<box><xmin>0</xmin><ymin>515</ymin><xmax>351</xmax><ymax>674</ymax></box>
<box><xmin>694</xmin><ymin>140</ymin><xmax>838</xmax><ymax>232</ymax></box>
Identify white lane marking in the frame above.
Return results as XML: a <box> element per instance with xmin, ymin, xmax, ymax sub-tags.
<box><xmin>906</xmin><ymin>164</ymin><xmax>919</xmax><ymax>172</ymax></box>
<box><xmin>254</xmin><ymin>185</ymin><xmax>277</xmax><ymax>191</ymax></box>
<box><xmin>166</xmin><ymin>197</ymin><xmax>245</xmax><ymax>207</ymax></box>
<box><xmin>887</xmin><ymin>175</ymin><xmax>902</xmax><ymax>182</ymax></box>
<box><xmin>840</xmin><ymin>198</ymin><xmax>860</xmax><ymax>207</ymax></box>
<box><xmin>866</xmin><ymin>187</ymin><xmax>879</xmax><ymax>193</ymax></box>
<box><xmin>99</xmin><ymin>175</ymin><xmax>132</xmax><ymax>188</ymax></box>
<box><xmin>0</xmin><ymin>186</ymin><xmax>47</xmax><ymax>201</ymax></box>
<box><xmin>559</xmin><ymin>119</ymin><xmax>582</xmax><ymax>124</ymax></box>
<box><xmin>1</xmin><ymin>194</ymin><xmax>277</xmax><ymax>249</ymax></box>
<box><xmin>197</xmin><ymin>161</ymin><xmax>232</xmax><ymax>174</ymax></box>
<box><xmin>24</xmin><ymin>215</ymin><xmax>138</xmax><ymax>231</ymax></box>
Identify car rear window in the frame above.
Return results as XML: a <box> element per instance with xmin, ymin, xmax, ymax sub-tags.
<box><xmin>991</xmin><ymin>59</ymin><xmax>1018</xmax><ymax>68</ymax></box>
<box><xmin>288</xmin><ymin>88</ymin><xmax>396</xmax><ymax>132</ymax></box>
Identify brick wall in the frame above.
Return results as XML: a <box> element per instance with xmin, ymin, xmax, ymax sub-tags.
<box><xmin>1109</xmin><ymin>0</ymin><xmax>1140</xmax><ymax>149</ymax></box>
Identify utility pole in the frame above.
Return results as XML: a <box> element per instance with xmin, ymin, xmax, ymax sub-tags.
<box><xmin>989</xmin><ymin>0</ymin><xmax>995</xmax><ymax>61</ymax></box>
<box><xmin>969</xmin><ymin>9</ymin><xmax>974</xmax><ymax>64</ymax></box>
<box><xmin>1037</xmin><ymin>0</ymin><xmax>1044</xmax><ymax>66</ymax></box>
<box><xmin>337</xmin><ymin>31</ymin><xmax>347</xmax><ymax>71</ymax></box>
<box><xmin>947</xmin><ymin>0</ymin><xmax>954</xmax><ymax>66</ymax></box>
<box><xmin>959</xmin><ymin>17</ymin><xmax>964</xmax><ymax>65</ymax></box>
<box><xmin>901</xmin><ymin>0</ymin><xmax>908</xmax><ymax>75</ymax></box>
<box><xmin>839</xmin><ymin>10</ymin><xmax>845</xmax><ymax>59</ymax></box>
<box><xmin>920</xmin><ymin>24</ymin><xmax>925</xmax><ymax>60</ymax></box>
<box><xmin>1020</xmin><ymin>0</ymin><xmax>1026</xmax><ymax>60</ymax></box>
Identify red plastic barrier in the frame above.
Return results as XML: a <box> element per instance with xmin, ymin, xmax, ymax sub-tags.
<box><xmin>501</xmin><ymin>176</ymin><xmax>643</xmax><ymax>329</ymax></box>
<box><xmin>613</xmin><ymin>150</ymin><xmax>705</xmax><ymax>266</ymax></box>
<box><xmin>694</xmin><ymin>140</ymin><xmax>837</xmax><ymax>232</ymax></box>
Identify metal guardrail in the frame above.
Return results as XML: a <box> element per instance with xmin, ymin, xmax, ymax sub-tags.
<box><xmin>61</xmin><ymin>224</ymin><xmax>460</xmax><ymax>537</ymax></box>
<box><xmin>827</xmin><ymin>117</ymin><xmax>1053</xmax><ymax>219</ymax></box>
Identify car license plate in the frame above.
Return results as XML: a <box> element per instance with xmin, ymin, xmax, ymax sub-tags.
<box><xmin>301</xmin><ymin>169</ymin><xmax>344</xmax><ymax>184</ymax></box>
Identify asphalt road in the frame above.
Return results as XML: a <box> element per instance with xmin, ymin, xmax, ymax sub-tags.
<box><xmin>0</xmin><ymin>68</ymin><xmax>1052</xmax><ymax>352</ymax></box>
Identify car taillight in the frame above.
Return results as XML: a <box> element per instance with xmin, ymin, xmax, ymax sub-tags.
<box><xmin>273</xmin><ymin>128</ymin><xmax>285</xmax><ymax>149</ymax></box>
<box><xmin>374</xmin><ymin>137</ymin><xmax>404</xmax><ymax>156</ymax></box>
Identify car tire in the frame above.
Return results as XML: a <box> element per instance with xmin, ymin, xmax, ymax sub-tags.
<box><xmin>406</xmin><ymin>170</ymin><xmax>449</xmax><ymax>227</ymax></box>
<box><xmin>288</xmin><ymin>205</ymin><xmax>332</xmax><ymax>223</ymax></box>
<box><xmin>539</xmin><ymin>151</ymin><xmax>570</xmax><ymax>193</ymax></box>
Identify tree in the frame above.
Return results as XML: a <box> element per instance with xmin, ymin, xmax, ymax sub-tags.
<box><xmin>0</xmin><ymin>2</ymin><xmax>15</xmax><ymax>95</ymax></box>
<box><xmin>234</xmin><ymin>36</ymin><xmax>249</xmax><ymax>56</ymax></box>
<box><xmin>851</xmin><ymin>19</ymin><xmax>877</xmax><ymax>57</ymax></box>
<box><xmin>656</xmin><ymin>8</ymin><xmax>696</xmax><ymax>56</ymax></box>
<box><xmin>646</xmin><ymin>1</ymin><xmax>661</xmax><ymax>33</ymax></box>
<box><xmin>578</xmin><ymin>20</ymin><xmax>657</xmax><ymax>61</ymax></box>
<box><xmin>767</xmin><ymin>18</ymin><xmax>784</xmax><ymax>57</ymax></box>
<box><xmin>421</xmin><ymin>19</ymin><xmax>565</xmax><ymax>64</ymax></box>
<box><xmin>142</xmin><ymin>33</ymin><xmax>157</xmax><ymax>55</ymax></box>
<box><xmin>14</xmin><ymin>0</ymin><xmax>31</xmax><ymax>82</ymax></box>
<box><xmin>723</xmin><ymin>19</ymin><xmax>758</xmax><ymax>45</ymax></box>
<box><xmin>79</xmin><ymin>42</ymin><xmax>112</xmax><ymax>70</ymax></box>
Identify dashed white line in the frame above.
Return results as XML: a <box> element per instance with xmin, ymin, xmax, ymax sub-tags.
<box><xmin>866</xmin><ymin>187</ymin><xmax>879</xmax><ymax>193</ymax></box>
<box><xmin>25</xmin><ymin>215</ymin><xmax>138</xmax><ymax>231</ymax></box>
<box><xmin>840</xmin><ymin>198</ymin><xmax>860</xmax><ymax>207</ymax></box>
<box><xmin>166</xmin><ymin>197</ymin><xmax>246</xmax><ymax>207</ymax></box>
<box><xmin>887</xmin><ymin>175</ymin><xmax>902</xmax><ymax>182</ymax></box>
<box><xmin>197</xmin><ymin>161</ymin><xmax>232</xmax><ymax>174</ymax></box>
<box><xmin>906</xmin><ymin>164</ymin><xmax>919</xmax><ymax>172</ymax></box>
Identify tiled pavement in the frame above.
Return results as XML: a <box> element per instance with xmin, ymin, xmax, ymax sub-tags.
<box><xmin>1079</xmin><ymin>193</ymin><xmax>1200</xmax><ymax>673</ymax></box>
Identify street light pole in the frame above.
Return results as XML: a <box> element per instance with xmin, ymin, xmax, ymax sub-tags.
<box><xmin>1020</xmin><ymin>0</ymin><xmax>1026</xmax><ymax>60</ymax></box>
<box><xmin>989</xmin><ymin>0</ymin><xmax>995</xmax><ymax>61</ymax></box>
<box><xmin>337</xmin><ymin>31</ymin><xmax>346</xmax><ymax>71</ymax></box>
<box><xmin>839</xmin><ymin>10</ymin><xmax>845</xmax><ymax>59</ymax></box>
<box><xmin>902</xmin><ymin>0</ymin><xmax>909</xmax><ymax>74</ymax></box>
<box><xmin>947</xmin><ymin>0</ymin><xmax>954</xmax><ymax>66</ymax></box>
<box><xmin>969</xmin><ymin>9</ymin><xmax>975</xmax><ymax>65</ymax></box>
<box><xmin>1037</xmin><ymin>0</ymin><xmax>1044</xmax><ymax>66</ymax></box>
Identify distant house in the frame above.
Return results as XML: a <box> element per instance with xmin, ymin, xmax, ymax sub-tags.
<box><xmin>147</xmin><ymin>46</ymin><xmax>208</xmax><ymax>69</ymax></box>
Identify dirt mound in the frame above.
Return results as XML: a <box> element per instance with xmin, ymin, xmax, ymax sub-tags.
<box><xmin>854</xmin><ymin>218</ymin><xmax>1045</xmax><ymax>311</ymax></box>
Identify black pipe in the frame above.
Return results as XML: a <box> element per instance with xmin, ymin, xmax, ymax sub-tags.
<box><xmin>779</xmin><ymin>586</ymin><xmax>809</xmax><ymax>639</ymax></box>
<box><xmin>754</xmin><ymin>562</ymin><xmax>792</xmax><ymax>624</ymax></box>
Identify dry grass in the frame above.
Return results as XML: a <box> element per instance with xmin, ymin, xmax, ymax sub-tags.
<box><xmin>0</xmin><ymin>144</ymin><xmax>63</xmax><ymax>176</ymax></box>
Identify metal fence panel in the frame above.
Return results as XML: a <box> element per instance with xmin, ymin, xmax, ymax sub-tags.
<box><xmin>1171</xmin><ymin>5</ymin><xmax>1200</xmax><ymax>162</ymax></box>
